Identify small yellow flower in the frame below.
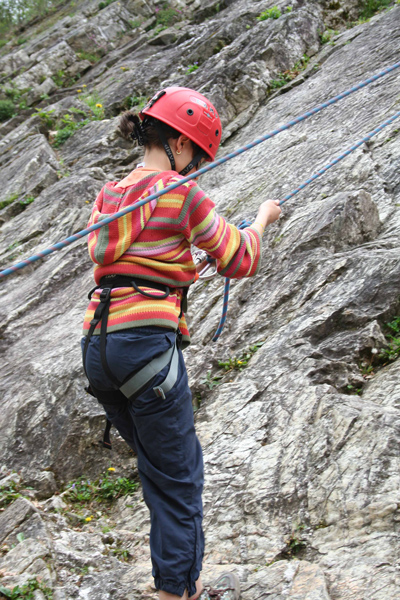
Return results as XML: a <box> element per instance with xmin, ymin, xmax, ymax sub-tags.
<box><xmin>85</xmin><ymin>516</ymin><xmax>93</xmax><ymax>522</ymax></box>
<box><xmin>237</xmin><ymin>361</ymin><xmax>243</xmax><ymax>364</ymax></box>
<box><xmin>108</xmin><ymin>467</ymin><xmax>115</xmax><ymax>472</ymax></box>
<box><xmin>85</xmin><ymin>201</ymin><xmax>90</xmax><ymax>204</ymax></box>
<box><xmin>77</xmin><ymin>89</ymin><xmax>82</xmax><ymax>93</ymax></box>
<box><xmin>96</xmin><ymin>103</ymin><xmax>103</xmax><ymax>108</ymax></box>
<box><xmin>82</xmin><ymin>84</ymin><xmax>87</xmax><ymax>87</ymax></box>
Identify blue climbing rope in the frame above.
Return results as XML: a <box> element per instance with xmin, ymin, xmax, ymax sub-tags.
<box><xmin>0</xmin><ymin>61</ymin><xmax>399</xmax><ymax>280</ymax></box>
<box><xmin>211</xmin><ymin>109</ymin><xmax>400</xmax><ymax>342</ymax></box>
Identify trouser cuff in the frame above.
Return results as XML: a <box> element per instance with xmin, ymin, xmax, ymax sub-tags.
<box><xmin>155</xmin><ymin>575</ymin><xmax>198</xmax><ymax>597</ymax></box>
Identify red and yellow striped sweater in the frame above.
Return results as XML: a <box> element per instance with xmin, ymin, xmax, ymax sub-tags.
<box><xmin>83</xmin><ymin>169</ymin><xmax>262</xmax><ymax>345</ymax></box>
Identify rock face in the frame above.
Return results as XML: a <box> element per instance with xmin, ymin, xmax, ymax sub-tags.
<box><xmin>0</xmin><ymin>0</ymin><xmax>400</xmax><ymax>598</ymax></box>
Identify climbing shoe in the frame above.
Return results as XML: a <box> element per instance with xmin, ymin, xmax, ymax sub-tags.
<box><xmin>197</xmin><ymin>572</ymin><xmax>240</xmax><ymax>600</ymax></box>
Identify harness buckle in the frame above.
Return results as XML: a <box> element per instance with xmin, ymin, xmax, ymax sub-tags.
<box><xmin>153</xmin><ymin>386</ymin><xmax>166</xmax><ymax>400</ymax></box>
<box><xmin>99</xmin><ymin>288</ymin><xmax>111</xmax><ymax>302</ymax></box>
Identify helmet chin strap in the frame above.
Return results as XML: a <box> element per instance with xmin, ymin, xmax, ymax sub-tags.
<box><xmin>154</xmin><ymin>123</ymin><xmax>176</xmax><ymax>171</ymax></box>
<box><xmin>179</xmin><ymin>151</ymin><xmax>207</xmax><ymax>176</ymax></box>
<box><xmin>154</xmin><ymin>122</ymin><xmax>206</xmax><ymax>175</ymax></box>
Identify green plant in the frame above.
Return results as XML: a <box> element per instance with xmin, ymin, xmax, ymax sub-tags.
<box><xmin>19</xmin><ymin>196</ymin><xmax>35</xmax><ymax>209</ymax></box>
<box><xmin>53</xmin><ymin>93</ymin><xmax>105</xmax><ymax>146</ymax></box>
<box><xmin>155</xmin><ymin>5</ymin><xmax>182</xmax><ymax>28</ymax></box>
<box><xmin>0</xmin><ymin>577</ymin><xmax>53</xmax><ymax>599</ymax></box>
<box><xmin>129</xmin><ymin>19</ymin><xmax>141</xmax><ymax>28</ymax></box>
<box><xmin>346</xmin><ymin>384</ymin><xmax>362</xmax><ymax>395</ymax></box>
<box><xmin>122</xmin><ymin>94</ymin><xmax>147</xmax><ymax>111</ymax></box>
<box><xmin>384</xmin><ymin>128</ymin><xmax>399</xmax><ymax>144</ymax></box>
<box><xmin>17</xmin><ymin>37</ymin><xmax>27</xmax><ymax>45</ymax></box>
<box><xmin>63</xmin><ymin>469</ymin><xmax>139</xmax><ymax>509</ymax></box>
<box><xmin>320</xmin><ymin>28</ymin><xmax>339</xmax><ymax>44</ymax></box>
<box><xmin>0</xmin><ymin>99</ymin><xmax>15</xmax><ymax>121</ymax></box>
<box><xmin>98</xmin><ymin>0</ymin><xmax>116</xmax><ymax>9</ymax></box>
<box><xmin>257</xmin><ymin>6</ymin><xmax>281</xmax><ymax>20</ymax></box>
<box><xmin>0</xmin><ymin>480</ymin><xmax>21</xmax><ymax>509</ymax></box>
<box><xmin>218</xmin><ymin>342</ymin><xmax>265</xmax><ymax>373</ymax></box>
<box><xmin>285</xmin><ymin>6</ymin><xmax>293</xmax><ymax>12</ymax></box>
<box><xmin>200</xmin><ymin>371</ymin><xmax>222</xmax><ymax>390</ymax></box>
<box><xmin>286</xmin><ymin>533</ymin><xmax>306</xmax><ymax>556</ymax></box>
<box><xmin>360</xmin><ymin>0</ymin><xmax>391</xmax><ymax>19</ymax></box>
<box><xmin>272</xmin><ymin>234</ymin><xmax>283</xmax><ymax>246</ymax></box>
<box><xmin>0</xmin><ymin>192</ymin><xmax>19</xmax><ymax>210</ymax></box>
<box><xmin>186</xmin><ymin>62</ymin><xmax>199</xmax><ymax>74</ymax></box>
<box><xmin>269</xmin><ymin>73</ymin><xmax>292</xmax><ymax>89</ymax></box>
<box><xmin>359</xmin><ymin>363</ymin><xmax>375</xmax><ymax>376</ymax></box>
<box><xmin>4</xmin><ymin>87</ymin><xmax>21</xmax><ymax>102</ymax></box>
<box><xmin>269</xmin><ymin>55</ymin><xmax>310</xmax><ymax>90</ymax></box>
<box><xmin>52</xmin><ymin>69</ymin><xmax>65</xmax><ymax>87</ymax></box>
<box><xmin>112</xmin><ymin>547</ymin><xmax>131</xmax><ymax>561</ymax></box>
<box><xmin>81</xmin><ymin>92</ymin><xmax>105</xmax><ymax>119</ymax></box>
<box><xmin>379</xmin><ymin>316</ymin><xmax>400</xmax><ymax>362</ymax></box>
<box><xmin>36</xmin><ymin>108</ymin><xmax>56</xmax><ymax>129</ymax></box>
<box><xmin>77</xmin><ymin>50</ymin><xmax>102</xmax><ymax>64</ymax></box>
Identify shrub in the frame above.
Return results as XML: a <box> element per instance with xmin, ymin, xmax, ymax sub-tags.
<box><xmin>360</xmin><ymin>0</ymin><xmax>391</xmax><ymax>19</ymax></box>
<box><xmin>268</xmin><ymin>55</ymin><xmax>310</xmax><ymax>90</ymax></box>
<box><xmin>186</xmin><ymin>63</ymin><xmax>199</xmax><ymax>74</ymax></box>
<box><xmin>98</xmin><ymin>0</ymin><xmax>116</xmax><ymax>9</ymax></box>
<box><xmin>77</xmin><ymin>50</ymin><xmax>102</xmax><ymax>64</ymax></box>
<box><xmin>218</xmin><ymin>342</ymin><xmax>265</xmax><ymax>373</ymax></box>
<box><xmin>122</xmin><ymin>94</ymin><xmax>147</xmax><ymax>111</ymax></box>
<box><xmin>20</xmin><ymin>196</ymin><xmax>35</xmax><ymax>209</ymax></box>
<box><xmin>155</xmin><ymin>6</ymin><xmax>181</xmax><ymax>27</ymax></box>
<box><xmin>0</xmin><ymin>192</ymin><xmax>19</xmax><ymax>210</ymax></box>
<box><xmin>51</xmin><ymin>69</ymin><xmax>65</xmax><ymax>87</ymax></box>
<box><xmin>53</xmin><ymin>92</ymin><xmax>105</xmax><ymax>146</ymax></box>
<box><xmin>257</xmin><ymin>6</ymin><xmax>281</xmax><ymax>21</ymax></box>
<box><xmin>0</xmin><ymin>99</ymin><xmax>15</xmax><ymax>121</ymax></box>
<box><xmin>320</xmin><ymin>28</ymin><xmax>339</xmax><ymax>44</ymax></box>
<box><xmin>63</xmin><ymin>469</ymin><xmax>139</xmax><ymax>506</ymax></box>
<box><xmin>0</xmin><ymin>480</ymin><xmax>21</xmax><ymax>509</ymax></box>
<box><xmin>0</xmin><ymin>577</ymin><xmax>53</xmax><ymax>600</ymax></box>
<box><xmin>379</xmin><ymin>316</ymin><xmax>400</xmax><ymax>362</ymax></box>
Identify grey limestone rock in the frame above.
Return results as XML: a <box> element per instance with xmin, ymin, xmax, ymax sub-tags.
<box><xmin>0</xmin><ymin>1</ymin><xmax>399</xmax><ymax>599</ymax></box>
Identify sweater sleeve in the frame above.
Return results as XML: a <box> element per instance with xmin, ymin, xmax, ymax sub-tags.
<box><xmin>178</xmin><ymin>180</ymin><xmax>262</xmax><ymax>278</ymax></box>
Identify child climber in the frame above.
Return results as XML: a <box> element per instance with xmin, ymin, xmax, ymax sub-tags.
<box><xmin>81</xmin><ymin>87</ymin><xmax>281</xmax><ymax>600</ymax></box>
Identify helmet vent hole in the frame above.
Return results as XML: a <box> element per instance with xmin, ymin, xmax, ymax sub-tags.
<box><xmin>215</xmin><ymin>129</ymin><xmax>219</xmax><ymax>136</ymax></box>
<box><xmin>209</xmin><ymin>143</ymin><xmax>212</xmax><ymax>148</ymax></box>
<box><xmin>187</xmin><ymin>109</ymin><xmax>194</xmax><ymax>116</ymax></box>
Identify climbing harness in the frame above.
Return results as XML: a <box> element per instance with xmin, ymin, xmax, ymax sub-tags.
<box><xmin>82</xmin><ymin>275</ymin><xmax>186</xmax><ymax>448</ymax></box>
<box><xmin>1</xmin><ymin>61</ymin><xmax>399</xmax><ymax>281</ymax></box>
<box><xmin>0</xmin><ymin>63</ymin><xmax>398</xmax><ymax>447</ymax></box>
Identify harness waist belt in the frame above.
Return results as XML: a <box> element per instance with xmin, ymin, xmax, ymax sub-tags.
<box><xmin>99</xmin><ymin>275</ymin><xmax>171</xmax><ymax>294</ymax></box>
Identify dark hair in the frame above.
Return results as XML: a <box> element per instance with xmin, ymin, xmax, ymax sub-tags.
<box><xmin>119</xmin><ymin>110</ymin><xmax>202</xmax><ymax>155</ymax></box>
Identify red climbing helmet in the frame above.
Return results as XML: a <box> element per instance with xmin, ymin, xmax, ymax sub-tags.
<box><xmin>140</xmin><ymin>87</ymin><xmax>222</xmax><ymax>161</ymax></box>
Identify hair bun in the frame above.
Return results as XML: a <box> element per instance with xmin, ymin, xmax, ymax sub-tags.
<box><xmin>119</xmin><ymin>111</ymin><xmax>145</xmax><ymax>145</ymax></box>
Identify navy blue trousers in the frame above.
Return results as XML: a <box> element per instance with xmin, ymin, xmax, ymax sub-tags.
<box><xmin>82</xmin><ymin>327</ymin><xmax>204</xmax><ymax>597</ymax></box>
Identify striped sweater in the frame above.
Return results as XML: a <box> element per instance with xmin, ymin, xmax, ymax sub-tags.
<box><xmin>83</xmin><ymin>169</ymin><xmax>262</xmax><ymax>345</ymax></box>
